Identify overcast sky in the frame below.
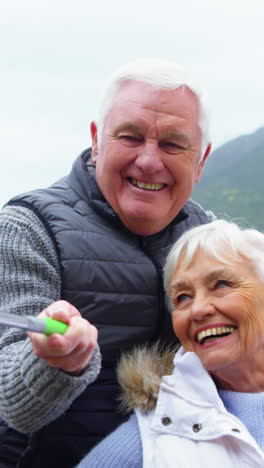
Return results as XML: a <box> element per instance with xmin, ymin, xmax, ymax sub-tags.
<box><xmin>1</xmin><ymin>0</ymin><xmax>263</xmax><ymax>205</ymax></box>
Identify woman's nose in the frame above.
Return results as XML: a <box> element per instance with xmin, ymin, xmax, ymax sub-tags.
<box><xmin>190</xmin><ymin>295</ymin><xmax>216</xmax><ymax>321</ymax></box>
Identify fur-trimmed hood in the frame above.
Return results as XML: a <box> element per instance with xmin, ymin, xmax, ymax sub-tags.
<box><xmin>117</xmin><ymin>343</ymin><xmax>179</xmax><ymax>414</ymax></box>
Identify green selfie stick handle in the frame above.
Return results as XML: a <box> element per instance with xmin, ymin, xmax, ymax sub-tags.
<box><xmin>43</xmin><ymin>317</ymin><xmax>68</xmax><ymax>335</ymax></box>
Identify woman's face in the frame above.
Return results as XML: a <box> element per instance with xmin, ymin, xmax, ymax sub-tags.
<box><xmin>170</xmin><ymin>248</ymin><xmax>264</xmax><ymax>387</ymax></box>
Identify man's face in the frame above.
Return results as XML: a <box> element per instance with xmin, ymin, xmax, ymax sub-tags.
<box><xmin>91</xmin><ymin>81</ymin><xmax>210</xmax><ymax>236</ymax></box>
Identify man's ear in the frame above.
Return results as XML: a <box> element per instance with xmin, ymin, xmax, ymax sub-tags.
<box><xmin>195</xmin><ymin>143</ymin><xmax>212</xmax><ymax>183</ymax></box>
<box><xmin>90</xmin><ymin>121</ymin><xmax>99</xmax><ymax>163</ymax></box>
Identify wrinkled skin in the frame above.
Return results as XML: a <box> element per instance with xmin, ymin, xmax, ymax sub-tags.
<box><xmin>170</xmin><ymin>249</ymin><xmax>264</xmax><ymax>391</ymax></box>
<box><xmin>91</xmin><ymin>81</ymin><xmax>211</xmax><ymax>236</ymax></box>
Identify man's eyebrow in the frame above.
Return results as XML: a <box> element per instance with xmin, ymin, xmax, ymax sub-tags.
<box><xmin>113</xmin><ymin>122</ymin><xmax>143</xmax><ymax>134</ymax></box>
<box><xmin>161</xmin><ymin>131</ymin><xmax>191</xmax><ymax>146</ymax></box>
<box><xmin>113</xmin><ymin>125</ymin><xmax>191</xmax><ymax>143</ymax></box>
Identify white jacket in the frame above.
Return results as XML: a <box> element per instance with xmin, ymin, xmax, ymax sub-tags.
<box><xmin>135</xmin><ymin>348</ymin><xmax>264</xmax><ymax>468</ymax></box>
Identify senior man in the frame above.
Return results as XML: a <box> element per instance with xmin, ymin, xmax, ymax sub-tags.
<box><xmin>0</xmin><ymin>59</ymin><xmax>212</xmax><ymax>468</ymax></box>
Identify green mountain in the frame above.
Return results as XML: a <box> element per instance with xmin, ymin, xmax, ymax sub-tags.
<box><xmin>193</xmin><ymin>127</ymin><xmax>264</xmax><ymax>230</ymax></box>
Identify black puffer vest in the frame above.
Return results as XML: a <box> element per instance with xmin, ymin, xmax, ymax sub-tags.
<box><xmin>2</xmin><ymin>149</ymin><xmax>210</xmax><ymax>468</ymax></box>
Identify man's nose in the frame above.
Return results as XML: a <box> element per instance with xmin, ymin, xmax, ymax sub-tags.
<box><xmin>135</xmin><ymin>142</ymin><xmax>164</xmax><ymax>174</ymax></box>
<box><xmin>190</xmin><ymin>295</ymin><xmax>216</xmax><ymax>321</ymax></box>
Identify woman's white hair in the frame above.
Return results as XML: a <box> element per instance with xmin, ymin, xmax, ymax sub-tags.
<box><xmin>96</xmin><ymin>59</ymin><xmax>210</xmax><ymax>162</ymax></box>
<box><xmin>164</xmin><ymin>219</ymin><xmax>264</xmax><ymax>311</ymax></box>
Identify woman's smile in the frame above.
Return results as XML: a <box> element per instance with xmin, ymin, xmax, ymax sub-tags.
<box><xmin>194</xmin><ymin>323</ymin><xmax>237</xmax><ymax>345</ymax></box>
<box><xmin>170</xmin><ymin>248</ymin><xmax>264</xmax><ymax>389</ymax></box>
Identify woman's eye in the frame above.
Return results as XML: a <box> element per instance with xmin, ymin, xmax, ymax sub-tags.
<box><xmin>215</xmin><ymin>280</ymin><xmax>231</xmax><ymax>289</ymax></box>
<box><xmin>176</xmin><ymin>293</ymin><xmax>191</xmax><ymax>304</ymax></box>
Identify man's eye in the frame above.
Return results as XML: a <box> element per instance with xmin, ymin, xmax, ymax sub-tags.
<box><xmin>119</xmin><ymin>135</ymin><xmax>143</xmax><ymax>146</ymax></box>
<box><xmin>120</xmin><ymin>135</ymin><xmax>137</xmax><ymax>140</ymax></box>
<box><xmin>159</xmin><ymin>141</ymin><xmax>184</xmax><ymax>153</ymax></box>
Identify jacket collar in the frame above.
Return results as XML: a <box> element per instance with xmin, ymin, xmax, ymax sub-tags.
<box><xmin>165</xmin><ymin>348</ymin><xmax>227</xmax><ymax>412</ymax></box>
<box><xmin>117</xmin><ymin>344</ymin><xmax>226</xmax><ymax>414</ymax></box>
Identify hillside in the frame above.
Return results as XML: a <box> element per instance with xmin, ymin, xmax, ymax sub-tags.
<box><xmin>193</xmin><ymin>127</ymin><xmax>264</xmax><ymax>230</ymax></box>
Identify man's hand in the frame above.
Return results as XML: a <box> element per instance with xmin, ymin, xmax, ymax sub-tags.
<box><xmin>28</xmin><ymin>300</ymin><xmax>98</xmax><ymax>375</ymax></box>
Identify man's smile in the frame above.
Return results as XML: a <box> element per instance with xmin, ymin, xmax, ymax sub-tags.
<box><xmin>128</xmin><ymin>177</ymin><xmax>166</xmax><ymax>191</ymax></box>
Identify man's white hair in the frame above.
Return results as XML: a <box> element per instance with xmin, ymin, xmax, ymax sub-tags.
<box><xmin>96</xmin><ymin>59</ymin><xmax>210</xmax><ymax>162</ymax></box>
<box><xmin>163</xmin><ymin>219</ymin><xmax>264</xmax><ymax>312</ymax></box>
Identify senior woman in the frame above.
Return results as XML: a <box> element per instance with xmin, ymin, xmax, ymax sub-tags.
<box><xmin>77</xmin><ymin>219</ymin><xmax>264</xmax><ymax>467</ymax></box>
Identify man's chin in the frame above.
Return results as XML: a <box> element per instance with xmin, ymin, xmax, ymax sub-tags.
<box><xmin>120</xmin><ymin>212</ymin><xmax>169</xmax><ymax>236</ymax></box>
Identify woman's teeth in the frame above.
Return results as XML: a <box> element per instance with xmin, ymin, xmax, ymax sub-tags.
<box><xmin>197</xmin><ymin>326</ymin><xmax>235</xmax><ymax>345</ymax></box>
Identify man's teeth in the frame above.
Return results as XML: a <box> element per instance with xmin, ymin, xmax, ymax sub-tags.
<box><xmin>130</xmin><ymin>178</ymin><xmax>165</xmax><ymax>191</ymax></box>
<box><xmin>197</xmin><ymin>326</ymin><xmax>235</xmax><ymax>344</ymax></box>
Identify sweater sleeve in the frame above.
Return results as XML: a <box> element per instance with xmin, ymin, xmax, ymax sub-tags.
<box><xmin>76</xmin><ymin>413</ymin><xmax>142</xmax><ymax>468</ymax></box>
<box><xmin>0</xmin><ymin>205</ymin><xmax>101</xmax><ymax>433</ymax></box>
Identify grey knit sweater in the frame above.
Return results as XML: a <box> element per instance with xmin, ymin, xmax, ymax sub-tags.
<box><xmin>0</xmin><ymin>204</ymin><xmax>101</xmax><ymax>433</ymax></box>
